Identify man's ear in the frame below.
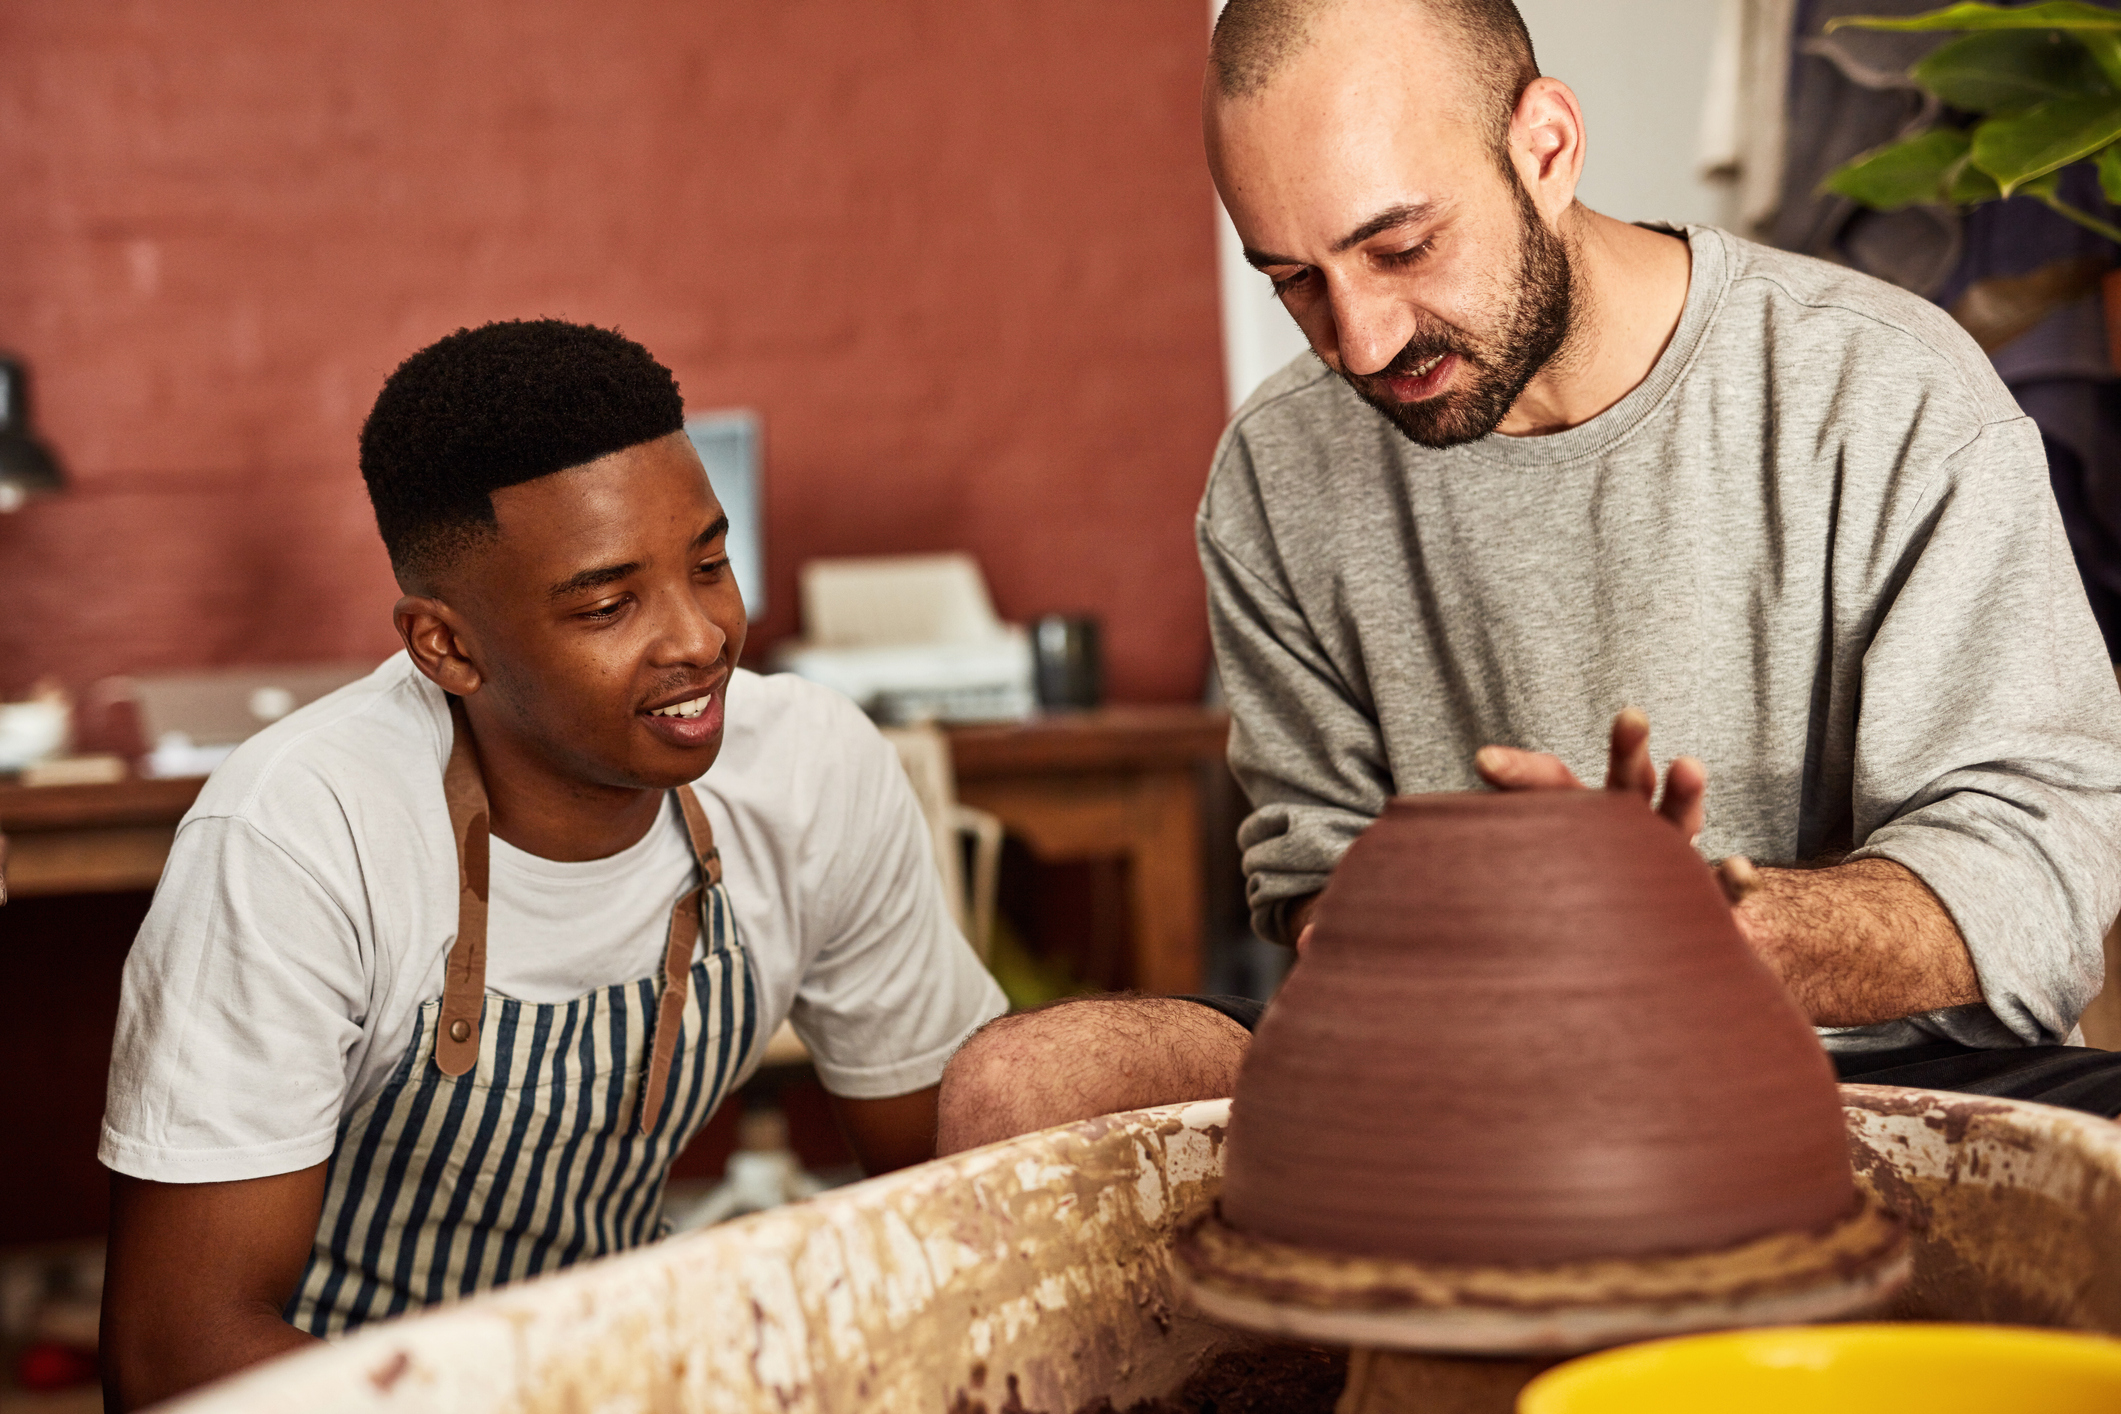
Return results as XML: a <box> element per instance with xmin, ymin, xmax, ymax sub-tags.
<box><xmin>394</xmin><ymin>595</ymin><xmax>484</xmax><ymax>698</ymax></box>
<box><xmin>1507</xmin><ymin>76</ymin><xmax>1586</xmax><ymax>224</ymax></box>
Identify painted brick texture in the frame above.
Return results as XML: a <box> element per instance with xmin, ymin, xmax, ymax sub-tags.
<box><xmin>0</xmin><ymin>1</ymin><xmax>1227</xmax><ymax>702</ymax></box>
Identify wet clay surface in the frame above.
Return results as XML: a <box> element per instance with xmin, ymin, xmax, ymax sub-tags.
<box><xmin>947</xmin><ymin>1338</ymin><xmax>1346</xmax><ymax>1414</ymax></box>
<box><xmin>1179</xmin><ymin>1191</ymin><xmax>1903</xmax><ymax>1316</ymax></box>
<box><xmin>1223</xmin><ymin>792</ymin><xmax>1855</xmax><ymax>1265</ymax></box>
<box><xmin>1844</xmin><ymin>1086</ymin><xmax>2121</xmax><ymax>1333</ymax></box>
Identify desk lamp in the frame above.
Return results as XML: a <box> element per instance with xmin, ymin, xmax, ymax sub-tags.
<box><xmin>0</xmin><ymin>355</ymin><xmax>65</xmax><ymax>513</ymax></box>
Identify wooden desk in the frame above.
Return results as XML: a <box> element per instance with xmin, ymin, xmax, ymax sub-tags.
<box><xmin>0</xmin><ymin>776</ymin><xmax>203</xmax><ymax>899</ymax></box>
<box><xmin>0</xmin><ymin>706</ymin><xmax>1235</xmax><ymax>996</ymax></box>
<box><xmin>947</xmin><ymin>706</ymin><xmax>1229</xmax><ymax>995</ymax></box>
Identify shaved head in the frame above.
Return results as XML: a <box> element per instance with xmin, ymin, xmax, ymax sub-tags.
<box><xmin>1211</xmin><ymin>0</ymin><xmax>1537</xmax><ymax>157</ymax></box>
<box><xmin>1203</xmin><ymin>0</ymin><xmax>1582</xmax><ymax>448</ymax></box>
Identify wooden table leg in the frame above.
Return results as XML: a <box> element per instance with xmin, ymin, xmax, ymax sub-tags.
<box><xmin>1123</xmin><ymin>769</ymin><xmax>1204</xmax><ymax>995</ymax></box>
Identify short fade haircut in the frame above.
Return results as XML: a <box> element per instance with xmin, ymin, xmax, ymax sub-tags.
<box><xmin>360</xmin><ymin>319</ymin><xmax>685</xmax><ymax>584</ymax></box>
<box><xmin>1210</xmin><ymin>0</ymin><xmax>1538</xmax><ymax>162</ymax></box>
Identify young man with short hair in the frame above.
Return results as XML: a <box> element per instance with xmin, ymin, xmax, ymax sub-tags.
<box><xmin>99</xmin><ymin>320</ymin><xmax>1006</xmax><ymax>1409</ymax></box>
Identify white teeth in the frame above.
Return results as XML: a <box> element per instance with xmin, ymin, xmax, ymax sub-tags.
<box><xmin>650</xmin><ymin>696</ymin><xmax>710</xmax><ymax>719</ymax></box>
<box><xmin>1412</xmin><ymin>353</ymin><xmax>1445</xmax><ymax>376</ymax></box>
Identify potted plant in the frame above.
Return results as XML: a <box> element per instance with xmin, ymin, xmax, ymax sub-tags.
<box><xmin>1825</xmin><ymin>2</ymin><xmax>2121</xmax><ymax>355</ymax></box>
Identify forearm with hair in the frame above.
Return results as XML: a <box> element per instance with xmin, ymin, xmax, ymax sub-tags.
<box><xmin>1732</xmin><ymin>858</ymin><xmax>1981</xmax><ymax>1027</ymax></box>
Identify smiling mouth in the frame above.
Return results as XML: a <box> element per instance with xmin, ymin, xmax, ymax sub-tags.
<box><xmin>648</xmin><ymin>695</ymin><xmax>714</xmax><ymax>719</ymax></box>
<box><xmin>1379</xmin><ymin>350</ymin><xmax>1456</xmax><ymax>403</ymax></box>
<box><xmin>639</xmin><ymin>683</ymin><xmax>726</xmax><ymax>752</ymax></box>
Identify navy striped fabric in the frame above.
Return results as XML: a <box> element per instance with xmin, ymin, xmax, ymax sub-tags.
<box><xmin>286</xmin><ymin>884</ymin><xmax>757</xmax><ymax>1336</ymax></box>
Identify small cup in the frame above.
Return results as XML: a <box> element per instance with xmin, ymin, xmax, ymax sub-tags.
<box><xmin>1033</xmin><ymin>615</ymin><xmax>1103</xmax><ymax>712</ymax></box>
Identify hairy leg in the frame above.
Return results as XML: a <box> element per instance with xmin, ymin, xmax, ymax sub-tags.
<box><xmin>936</xmin><ymin>996</ymin><xmax>1251</xmax><ymax>1156</ymax></box>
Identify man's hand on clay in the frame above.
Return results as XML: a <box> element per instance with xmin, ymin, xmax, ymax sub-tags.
<box><xmin>1473</xmin><ymin>710</ymin><xmax>1767</xmax><ymax>908</ymax></box>
<box><xmin>1473</xmin><ymin>708</ymin><xmax>1705</xmax><ymax>836</ymax></box>
<box><xmin>1296</xmin><ymin>711</ymin><xmax>1736</xmax><ymax>962</ymax></box>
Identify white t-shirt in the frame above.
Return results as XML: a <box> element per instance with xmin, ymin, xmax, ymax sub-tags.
<box><xmin>100</xmin><ymin>655</ymin><xmax>1007</xmax><ymax>1184</ymax></box>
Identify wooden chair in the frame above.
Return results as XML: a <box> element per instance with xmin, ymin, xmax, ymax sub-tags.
<box><xmin>758</xmin><ymin>722</ymin><xmax>1002</xmax><ymax>1067</ymax></box>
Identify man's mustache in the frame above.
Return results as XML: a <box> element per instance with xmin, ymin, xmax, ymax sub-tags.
<box><xmin>1366</xmin><ymin>328</ymin><xmax>1479</xmax><ymax>380</ymax></box>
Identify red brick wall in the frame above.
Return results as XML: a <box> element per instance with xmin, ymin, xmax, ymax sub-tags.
<box><xmin>0</xmin><ymin>1</ymin><xmax>1225</xmax><ymax>703</ymax></box>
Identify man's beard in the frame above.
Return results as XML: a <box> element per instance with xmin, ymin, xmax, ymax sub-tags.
<box><xmin>1341</xmin><ymin>180</ymin><xmax>1573</xmax><ymax>450</ymax></box>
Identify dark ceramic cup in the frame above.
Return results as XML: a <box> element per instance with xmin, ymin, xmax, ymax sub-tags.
<box><xmin>1033</xmin><ymin>614</ymin><xmax>1103</xmax><ymax>711</ymax></box>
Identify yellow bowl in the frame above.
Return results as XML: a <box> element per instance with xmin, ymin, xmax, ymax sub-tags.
<box><xmin>1518</xmin><ymin>1324</ymin><xmax>2121</xmax><ymax>1414</ymax></box>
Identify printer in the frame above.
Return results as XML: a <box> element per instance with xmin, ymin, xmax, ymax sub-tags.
<box><xmin>771</xmin><ymin>554</ymin><xmax>1035</xmax><ymax>724</ymax></box>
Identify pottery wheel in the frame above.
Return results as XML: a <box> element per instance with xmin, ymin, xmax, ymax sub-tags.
<box><xmin>1174</xmin><ymin>1193</ymin><xmax>1909</xmax><ymax>1356</ymax></box>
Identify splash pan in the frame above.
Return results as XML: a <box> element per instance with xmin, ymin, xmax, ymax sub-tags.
<box><xmin>158</xmin><ymin>1086</ymin><xmax>2121</xmax><ymax>1413</ymax></box>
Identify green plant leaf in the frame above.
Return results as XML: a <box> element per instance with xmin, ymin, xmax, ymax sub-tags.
<box><xmin>1971</xmin><ymin>92</ymin><xmax>2121</xmax><ymax>191</ymax></box>
<box><xmin>1830</xmin><ymin>3</ymin><xmax>2121</xmax><ymax>33</ymax></box>
<box><xmin>1947</xmin><ymin>150</ymin><xmax>2006</xmax><ymax>200</ymax></box>
<box><xmin>2099</xmin><ymin>140</ymin><xmax>2121</xmax><ymax>201</ymax></box>
<box><xmin>1913</xmin><ymin>29</ymin><xmax>2106</xmax><ymax>112</ymax></box>
<box><xmin>1823</xmin><ymin>127</ymin><xmax>1972</xmax><ymax>207</ymax></box>
<box><xmin>2079</xmin><ymin>30</ymin><xmax>2121</xmax><ymax>89</ymax></box>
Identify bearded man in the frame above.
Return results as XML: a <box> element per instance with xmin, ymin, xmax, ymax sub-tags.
<box><xmin>933</xmin><ymin>0</ymin><xmax>2121</xmax><ymax>1148</ymax></box>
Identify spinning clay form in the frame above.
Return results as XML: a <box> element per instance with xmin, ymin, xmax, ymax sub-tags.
<box><xmin>1220</xmin><ymin>790</ymin><xmax>1855</xmax><ymax>1266</ymax></box>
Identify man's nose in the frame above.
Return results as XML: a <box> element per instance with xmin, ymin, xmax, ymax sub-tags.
<box><xmin>1327</xmin><ymin>275</ymin><xmax>1415</xmax><ymax>378</ymax></box>
<box><xmin>656</xmin><ymin>584</ymin><xmax>726</xmax><ymax>666</ymax></box>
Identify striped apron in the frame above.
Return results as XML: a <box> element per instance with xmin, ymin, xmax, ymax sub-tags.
<box><xmin>285</xmin><ymin>701</ymin><xmax>758</xmax><ymax>1336</ymax></box>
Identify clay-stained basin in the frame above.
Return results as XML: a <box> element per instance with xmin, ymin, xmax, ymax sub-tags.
<box><xmin>156</xmin><ymin>1086</ymin><xmax>2121</xmax><ymax>1413</ymax></box>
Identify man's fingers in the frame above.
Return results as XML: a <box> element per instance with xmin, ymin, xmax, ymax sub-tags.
<box><xmin>1475</xmin><ymin>745</ymin><xmax>1585</xmax><ymax>791</ymax></box>
<box><xmin>1659</xmin><ymin>754</ymin><xmax>1707</xmax><ymax>842</ymax></box>
<box><xmin>1717</xmin><ymin>854</ymin><xmax>1762</xmax><ymax>905</ymax></box>
<box><xmin>1605</xmin><ymin>707</ymin><xmax>1655</xmax><ymax>800</ymax></box>
<box><xmin>1482</xmin><ymin>716</ymin><xmax>1709</xmax><ymax>845</ymax></box>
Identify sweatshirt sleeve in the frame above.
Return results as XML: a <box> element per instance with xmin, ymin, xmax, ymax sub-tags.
<box><xmin>1848</xmin><ymin>415</ymin><xmax>2121</xmax><ymax>1046</ymax></box>
<box><xmin>1198</xmin><ymin>436</ymin><xmax>1394</xmax><ymax>945</ymax></box>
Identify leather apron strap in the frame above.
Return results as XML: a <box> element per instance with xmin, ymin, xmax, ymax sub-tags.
<box><xmin>639</xmin><ymin>787</ymin><xmax>721</xmax><ymax>1134</ymax></box>
<box><xmin>436</xmin><ymin>697</ymin><xmax>491</xmax><ymax>1077</ymax></box>
<box><xmin>434</xmin><ymin>698</ymin><xmax>721</xmax><ymax>1133</ymax></box>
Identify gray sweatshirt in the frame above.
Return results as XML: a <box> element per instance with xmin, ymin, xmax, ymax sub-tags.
<box><xmin>1198</xmin><ymin>225</ymin><xmax>2121</xmax><ymax>1052</ymax></box>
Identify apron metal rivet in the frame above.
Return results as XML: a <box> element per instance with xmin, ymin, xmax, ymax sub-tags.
<box><xmin>449</xmin><ymin>1019</ymin><xmax>472</xmax><ymax>1043</ymax></box>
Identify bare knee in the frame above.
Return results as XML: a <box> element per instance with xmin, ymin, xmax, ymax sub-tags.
<box><xmin>935</xmin><ymin>996</ymin><xmax>1250</xmax><ymax>1156</ymax></box>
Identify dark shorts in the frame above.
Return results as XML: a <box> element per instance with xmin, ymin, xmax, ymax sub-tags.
<box><xmin>1175</xmin><ymin>996</ymin><xmax>2121</xmax><ymax>1120</ymax></box>
<box><xmin>1175</xmin><ymin>994</ymin><xmax>1268</xmax><ymax>1031</ymax></box>
<box><xmin>1834</xmin><ymin>1040</ymin><xmax>2121</xmax><ymax>1118</ymax></box>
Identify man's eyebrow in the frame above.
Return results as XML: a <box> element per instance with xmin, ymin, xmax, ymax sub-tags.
<box><xmin>546</xmin><ymin>515</ymin><xmax>732</xmax><ymax>600</ymax></box>
<box><xmin>1331</xmin><ymin>200</ymin><xmax>1438</xmax><ymax>253</ymax></box>
<box><xmin>548</xmin><ymin>561</ymin><xmax>641</xmax><ymax>600</ymax></box>
<box><xmin>1242</xmin><ymin>200</ymin><xmax>1443</xmax><ymax>270</ymax></box>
